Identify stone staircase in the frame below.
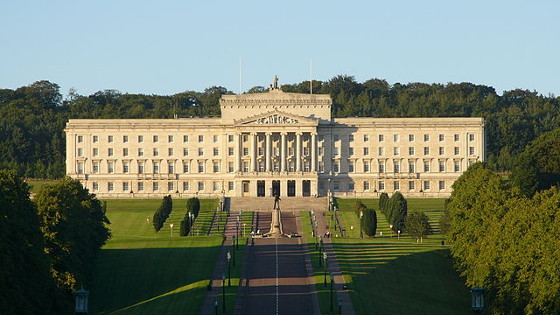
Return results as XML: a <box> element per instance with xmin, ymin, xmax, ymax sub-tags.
<box><xmin>228</xmin><ymin>196</ymin><xmax>328</xmax><ymax>212</ymax></box>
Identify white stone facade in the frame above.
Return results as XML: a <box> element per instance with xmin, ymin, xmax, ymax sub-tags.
<box><xmin>65</xmin><ymin>86</ymin><xmax>485</xmax><ymax>198</ymax></box>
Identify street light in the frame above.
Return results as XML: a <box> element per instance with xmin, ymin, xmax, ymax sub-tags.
<box><xmin>170</xmin><ymin>223</ymin><xmax>174</xmax><ymax>237</ymax></box>
<box><xmin>390</xmin><ymin>224</ymin><xmax>393</xmax><ymax>238</ymax></box>
<box><xmin>214</xmin><ymin>299</ymin><xmax>218</xmax><ymax>315</ymax></box>
<box><xmin>232</xmin><ymin>236</ymin><xmax>236</xmax><ymax>266</ymax></box>
<box><xmin>323</xmin><ymin>252</ymin><xmax>328</xmax><ymax>287</ymax></box>
<box><xmin>397</xmin><ymin>230</ymin><xmax>401</xmax><ymax>240</ymax></box>
<box><xmin>471</xmin><ymin>287</ymin><xmax>484</xmax><ymax>313</ymax></box>
<box><xmin>222</xmin><ymin>274</ymin><xmax>226</xmax><ymax>313</ymax></box>
<box><xmin>330</xmin><ymin>273</ymin><xmax>335</xmax><ymax>312</ymax></box>
<box><xmin>226</xmin><ymin>251</ymin><xmax>231</xmax><ymax>287</ymax></box>
<box><xmin>359</xmin><ymin>211</ymin><xmax>363</xmax><ymax>239</ymax></box>
<box><xmin>319</xmin><ymin>237</ymin><xmax>323</xmax><ymax>267</ymax></box>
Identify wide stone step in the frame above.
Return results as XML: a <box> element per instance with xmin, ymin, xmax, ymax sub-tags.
<box><xmin>229</xmin><ymin>196</ymin><xmax>328</xmax><ymax>212</ymax></box>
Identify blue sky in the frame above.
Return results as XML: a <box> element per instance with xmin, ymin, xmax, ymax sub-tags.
<box><xmin>1</xmin><ymin>1</ymin><xmax>558</xmax><ymax>97</ymax></box>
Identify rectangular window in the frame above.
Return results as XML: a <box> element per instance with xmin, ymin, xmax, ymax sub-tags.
<box><xmin>333</xmin><ymin>181</ymin><xmax>340</xmax><ymax>191</ymax></box>
<box><xmin>393</xmin><ymin>147</ymin><xmax>399</xmax><ymax>156</ymax></box>
<box><xmin>138</xmin><ymin>135</ymin><xmax>144</xmax><ymax>143</ymax></box>
<box><xmin>409</xmin><ymin>134</ymin><xmax>415</xmax><ymax>142</ymax></box>
<box><xmin>183</xmin><ymin>181</ymin><xmax>189</xmax><ymax>192</ymax></box>
<box><xmin>138</xmin><ymin>182</ymin><xmax>144</xmax><ymax>191</ymax></box>
<box><xmin>228</xmin><ymin>135</ymin><xmax>234</xmax><ymax>142</ymax></box>
<box><xmin>77</xmin><ymin>162</ymin><xmax>84</xmax><ymax>174</ymax></box>
<box><xmin>183</xmin><ymin>135</ymin><xmax>189</xmax><ymax>142</ymax></box>
<box><xmin>228</xmin><ymin>181</ymin><xmax>234</xmax><ymax>191</ymax></box>
<box><xmin>424</xmin><ymin>134</ymin><xmax>430</xmax><ymax>142</ymax></box>
<box><xmin>289</xmin><ymin>147</ymin><xmax>295</xmax><ymax>155</ymax></box>
<box><xmin>243</xmin><ymin>161</ymin><xmax>249</xmax><ymax>172</ymax></box>
<box><xmin>408</xmin><ymin>161</ymin><xmax>415</xmax><ymax>173</ymax></box>
<box><xmin>123</xmin><ymin>162</ymin><xmax>129</xmax><ymax>174</ymax></box>
<box><xmin>77</xmin><ymin>135</ymin><xmax>83</xmax><ymax>143</ymax></box>
<box><xmin>423</xmin><ymin>181</ymin><xmax>430</xmax><ymax>190</ymax></box>
<box><xmin>424</xmin><ymin>161</ymin><xmax>430</xmax><ymax>172</ymax></box>
<box><xmin>153</xmin><ymin>182</ymin><xmax>159</xmax><ymax>191</ymax></box>
<box><xmin>198</xmin><ymin>135</ymin><xmax>204</xmax><ymax>142</ymax></box>
<box><xmin>108</xmin><ymin>135</ymin><xmax>113</xmax><ymax>143</ymax></box>
<box><xmin>363</xmin><ymin>147</ymin><xmax>369</xmax><ymax>155</ymax></box>
<box><xmin>333</xmin><ymin>162</ymin><xmax>340</xmax><ymax>173</ymax></box>
<box><xmin>348</xmin><ymin>181</ymin><xmax>355</xmax><ymax>191</ymax></box>
<box><xmin>168</xmin><ymin>148</ymin><xmax>173</xmax><ymax>156</ymax></box>
<box><xmin>123</xmin><ymin>135</ymin><xmax>128</xmax><ymax>143</ymax></box>
<box><xmin>228</xmin><ymin>162</ymin><xmax>234</xmax><ymax>173</ymax></box>
<box><xmin>138</xmin><ymin>162</ymin><xmax>144</xmax><ymax>174</ymax></box>
<box><xmin>454</xmin><ymin>161</ymin><xmax>461</xmax><ymax>172</ymax></box>
<box><xmin>93</xmin><ymin>135</ymin><xmax>98</xmax><ymax>143</ymax></box>
<box><xmin>213</xmin><ymin>135</ymin><xmax>219</xmax><ymax>143</ymax></box>
<box><xmin>393</xmin><ymin>134</ymin><xmax>399</xmax><ymax>142</ymax></box>
<box><xmin>183</xmin><ymin>162</ymin><xmax>189</xmax><ymax>173</ymax></box>
<box><xmin>439</xmin><ymin>134</ymin><xmax>444</xmax><ymax>141</ymax></box>
<box><xmin>333</xmin><ymin>147</ymin><xmax>339</xmax><ymax>156</ymax></box>
<box><xmin>304</xmin><ymin>147</ymin><xmax>310</xmax><ymax>156</ymax></box>
<box><xmin>138</xmin><ymin>148</ymin><xmax>144</xmax><ymax>157</ymax></box>
<box><xmin>439</xmin><ymin>160</ymin><xmax>446</xmax><ymax>172</ymax></box>
<box><xmin>408</xmin><ymin>147</ymin><xmax>415</xmax><ymax>155</ymax></box>
<box><xmin>153</xmin><ymin>162</ymin><xmax>160</xmax><ymax>174</ymax></box>
<box><xmin>198</xmin><ymin>161</ymin><xmax>204</xmax><ymax>173</ymax></box>
<box><xmin>349</xmin><ymin>147</ymin><xmax>354</xmax><ymax>156</ymax></box>
<box><xmin>213</xmin><ymin>148</ymin><xmax>219</xmax><ymax>156</ymax></box>
<box><xmin>198</xmin><ymin>181</ymin><xmax>204</xmax><ymax>191</ymax></box>
<box><xmin>439</xmin><ymin>147</ymin><xmax>444</xmax><ymax>155</ymax></box>
<box><xmin>93</xmin><ymin>182</ymin><xmax>99</xmax><ymax>191</ymax></box>
<box><xmin>77</xmin><ymin>148</ymin><xmax>83</xmax><ymax>157</ymax></box>
<box><xmin>92</xmin><ymin>161</ymin><xmax>99</xmax><ymax>174</ymax></box>
<box><xmin>108</xmin><ymin>182</ymin><xmax>114</xmax><ymax>191</ymax></box>
<box><xmin>378</xmin><ymin>147</ymin><xmax>384</xmax><ymax>156</ymax></box>
<box><xmin>168</xmin><ymin>135</ymin><xmax>174</xmax><ymax>143</ymax></box>
<box><xmin>213</xmin><ymin>182</ymin><xmax>219</xmax><ymax>191</ymax></box>
<box><xmin>123</xmin><ymin>182</ymin><xmax>129</xmax><ymax>192</ymax></box>
<box><xmin>469</xmin><ymin>147</ymin><xmax>475</xmax><ymax>155</ymax></box>
<box><xmin>378</xmin><ymin>162</ymin><xmax>385</xmax><ymax>173</ymax></box>
<box><xmin>439</xmin><ymin>181</ymin><xmax>445</xmax><ymax>190</ymax></box>
<box><xmin>183</xmin><ymin>148</ymin><xmax>189</xmax><ymax>156</ymax></box>
<box><xmin>168</xmin><ymin>182</ymin><xmax>174</xmax><ymax>192</ymax></box>
<box><xmin>198</xmin><ymin>148</ymin><xmax>204</xmax><ymax>156</ymax></box>
<box><xmin>258</xmin><ymin>147</ymin><xmax>264</xmax><ymax>156</ymax></box>
<box><xmin>348</xmin><ymin>161</ymin><xmax>354</xmax><ymax>173</ymax></box>
<box><xmin>228</xmin><ymin>147</ymin><xmax>234</xmax><ymax>156</ymax></box>
<box><xmin>393</xmin><ymin>161</ymin><xmax>400</xmax><ymax>173</ymax></box>
<box><xmin>153</xmin><ymin>135</ymin><xmax>158</xmax><ymax>143</ymax></box>
<box><xmin>394</xmin><ymin>181</ymin><xmax>400</xmax><ymax>191</ymax></box>
<box><xmin>318</xmin><ymin>147</ymin><xmax>324</xmax><ymax>156</ymax></box>
<box><xmin>213</xmin><ymin>162</ymin><xmax>219</xmax><ymax>173</ymax></box>
<box><xmin>378</xmin><ymin>181</ymin><xmax>385</xmax><ymax>191</ymax></box>
<box><xmin>319</xmin><ymin>162</ymin><xmax>325</xmax><ymax>173</ymax></box>
<box><xmin>454</xmin><ymin>134</ymin><xmax>460</xmax><ymax>141</ymax></box>
<box><xmin>378</xmin><ymin>134</ymin><xmax>384</xmax><ymax>142</ymax></box>
<box><xmin>363</xmin><ymin>161</ymin><xmax>370</xmax><ymax>172</ymax></box>
<box><xmin>409</xmin><ymin>181</ymin><xmax>415</xmax><ymax>190</ymax></box>
<box><xmin>153</xmin><ymin>148</ymin><xmax>159</xmax><ymax>157</ymax></box>
<box><xmin>363</xmin><ymin>181</ymin><xmax>370</xmax><ymax>191</ymax></box>
<box><xmin>454</xmin><ymin>147</ymin><xmax>460</xmax><ymax>155</ymax></box>
<box><xmin>108</xmin><ymin>161</ymin><xmax>114</xmax><ymax>174</ymax></box>
<box><xmin>363</xmin><ymin>134</ymin><xmax>369</xmax><ymax>142</ymax></box>
<box><xmin>123</xmin><ymin>148</ymin><xmax>129</xmax><ymax>157</ymax></box>
<box><xmin>168</xmin><ymin>162</ymin><xmax>174</xmax><ymax>174</ymax></box>
<box><xmin>349</xmin><ymin>135</ymin><xmax>354</xmax><ymax>142</ymax></box>
<box><xmin>243</xmin><ymin>147</ymin><xmax>249</xmax><ymax>156</ymax></box>
<box><xmin>469</xmin><ymin>134</ymin><xmax>475</xmax><ymax>141</ymax></box>
<box><xmin>333</xmin><ymin>134</ymin><xmax>339</xmax><ymax>141</ymax></box>
<box><xmin>108</xmin><ymin>148</ymin><xmax>114</xmax><ymax>156</ymax></box>
<box><xmin>423</xmin><ymin>147</ymin><xmax>429</xmax><ymax>155</ymax></box>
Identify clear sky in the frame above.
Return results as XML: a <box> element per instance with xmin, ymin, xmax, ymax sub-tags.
<box><xmin>1</xmin><ymin>1</ymin><xmax>559</xmax><ymax>97</ymax></box>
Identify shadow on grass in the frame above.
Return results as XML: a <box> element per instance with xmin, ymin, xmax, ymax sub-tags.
<box><xmin>331</xmin><ymin>243</ymin><xmax>470</xmax><ymax>315</ymax></box>
<box><xmin>89</xmin><ymin>246</ymin><xmax>220</xmax><ymax>314</ymax></box>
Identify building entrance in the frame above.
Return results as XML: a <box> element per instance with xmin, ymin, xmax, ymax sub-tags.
<box><xmin>257</xmin><ymin>180</ymin><xmax>265</xmax><ymax>197</ymax></box>
<box><xmin>287</xmin><ymin>180</ymin><xmax>296</xmax><ymax>197</ymax></box>
<box><xmin>272</xmin><ymin>180</ymin><xmax>280</xmax><ymax>197</ymax></box>
<box><xmin>302</xmin><ymin>180</ymin><xmax>311</xmax><ymax>197</ymax></box>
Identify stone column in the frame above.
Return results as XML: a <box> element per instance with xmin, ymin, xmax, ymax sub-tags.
<box><xmin>250</xmin><ymin>132</ymin><xmax>257</xmax><ymax>172</ymax></box>
<box><xmin>311</xmin><ymin>132</ymin><xmax>317</xmax><ymax>172</ymax></box>
<box><xmin>296</xmin><ymin>132</ymin><xmax>302</xmax><ymax>172</ymax></box>
<box><xmin>265</xmin><ymin>132</ymin><xmax>272</xmax><ymax>172</ymax></box>
<box><xmin>280</xmin><ymin>132</ymin><xmax>287</xmax><ymax>172</ymax></box>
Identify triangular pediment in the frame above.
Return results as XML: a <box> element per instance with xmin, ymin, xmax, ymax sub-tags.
<box><xmin>234</xmin><ymin>110</ymin><xmax>318</xmax><ymax>126</ymax></box>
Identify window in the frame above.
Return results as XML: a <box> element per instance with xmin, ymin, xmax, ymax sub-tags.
<box><xmin>183</xmin><ymin>135</ymin><xmax>189</xmax><ymax>142</ymax></box>
<box><xmin>454</xmin><ymin>134</ymin><xmax>460</xmax><ymax>141</ymax></box>
<box><xmin>363</xmin><ymin>134</ymin><xmax>369</xmax><ymax>142</ymax></box>
<box><xmin>424</xmin><ymin>134</ymin><xmax>430</xmax><ymax>142</ymax></box>
<box><xmin>423</xmin><ymin>147</ymin><xmax>429</xmax><ymax>155</ymax></box>
<box><xmin>138</xmin><ymin>135</ymin><xmax>144</xmax><ymax>143</ymax></box>
<box><xmin>393</xmin><ymin>160</ymin><xmax>400</xmax><ymax>173</ymax></box>
<box><xmin>198</xmin><ymin>135</ymin><xmax>204</xmax><ymax>142</ymax></box>
<box><xmin>319</xmin><ymin>147</ymin><xmax>325</xmax><ymax>156</ymax></box>
<box><xmin>378</xmin><ymin>162</ymin><xmax>385</xmax><ymax>173</ymax></box>
<box><xmin>243</xmin><ymin>148</ymin><xmax>249</xmax><ymax>156</ymax></box>
<box><xmin>363</xmin><ymin>147</ymin><xmax>370</xmax><ymax>155</ymax></box>
<box><xmin>168</xmin><ymin>182</ymin><xmax>174</xmax><ymax>192</ymax></box>
<box><xmin>378</xmin><ymin>181</ymin><xmax>385</xmax><ymax>191</ymax></box>
<box><xmin>304</xmin><ymin>147</ymin><xmax>310</xmax><ymax>156</ymax></box>
<box><xmin>423</xmin><ymin>181</ymin><xmax>430</xmax><ymax>190</ymax></box>
<box><xmin>93</xmin><ymin>182</ymin><xmax>99</xmax><ymax>191</ymax></box>
<box><xmin>93</xmin><ymin>135</ymin><xmax>98</xmax><ymax>143</ymax></box>
<box><xmin>228</xmin><ymin>147</ymin><xmax>234</xmax><ymax>156</ymax></box>
<box><xmin>228</xmin><ymin>181</ymin><xmax>234</xmax><ymax>191</ymax></box>
<box><xmin>213</xmin><ymin>162</ymin><xmax>219</xmax><ymax>173</ymax></box>
<box><xmin>333</xmin><ymin>162</ymin><xmax>340</xmax><ymax>173</ymax></box>
<box><xmin>77</xmin><ymin>135</ymin><xmax>83</xmax><ymax>143</ymax></box>
<box><xmin>213</xmin><ymin>135</ymin><xmax>219</xmax><ymax>143</ymax></box>
<box><xmin>198</xmin><ymin>148</ymin><xmax>204</xmax><ymax>156</ymax></box>
<box><xmin>138</xmin><ymin>162</ymin><xmax>144</xmax><ymax>174</ymax></box>
<box><xmin>469</xmin><ymin>147</ymin><xmax>475</xmax><ymax>155</ymax></box>
<box><xmin>213</xmin><ymin>182</ymin><xmax>220</xmax><ymax>191</ymax></box>
<box><xmin>333</xmin><ymin>181</ymin><xmax>340</xmax><ymax>191</ymax></box>
<box><xmin>92</xmin><ymin>161</ymin><xmax>99</xmax><ymax>173</ymax></box>
<box><xmin>454</xmin><ymin>147</ymin><xmax>460</xmax><ymax>155</ymax></box>
<box><xmin>77</xmin><ymin>162</ymin><xmax>84</xmax><ymax>174</ymax></box>
<box><xmin>183</xmin><ymin>162</ymin><xmax>189</xmax><ymax>173</ymax></box>
<box><xmin>153</xmin><ymin>182</ymin><xmax>159</xmax><ymax>191</ymax></box>
<box><xmin>408</xmin><ymin>161</ymin><xmax>415</xmax><ymax>173</ymax></box>
<box><xmin>123</xmin><ymin>135</ymin><xmax>128</xmax><ymax>143</ymax></box>
<box><xmin>183</xmin><ymin>148</ymin><xmax>189</xmax><ymax>156</ymax></box>
<box><xmin>333</xmin><ymin>147</ymin><xmax>339</xmax><ymax>156</ymax></box>
<box><xmin>424</xmin><ymin>161</ymin><xmax>430</xmax><ymax>172</ymax></box>
<box><xmin>348</xmin><ymin>181</ymin><xmax>355</xmax><ymax>191</ymax></box>
<box><xmin>409</xmin><ymin>134</ymin><xmax>415</xmax><ymax>142</ymax></box>
<box><xmin>394</xmin><ymin>181</ymin><xmax>400</xmax><ymax>191</ymax></box>
<box><xmin>363</xmin><ymin>161</ymin><xmax>370</xmax><ymax>172</ymax></box>
<box><xmin>439</xmin><ymin>134</ymin><xmax>444</xmax><ymax>141</ymax></box>
<box><xmin>123</xmin><ymin>182</ymin><xmax>129</xmax><ymax>192</ymax></box>
<box><xmin>198</xmin><ymin>181</ymin><xmax>204</xmax><ymax>191</ymax></box>
<box><xmin>183</xmin><ymin>182</ymin><xmax>189</xmax><ymax>192</ymax></box>
<box><xmin>409</xmin><ymin>181</ymin><xmax>415</xmax><ymax>190</ymax></box>
<box><xmin>439</xmin><ymin>181</ymin><xmax>446</xmax><ymax>190</ymax></box>
<box><xmin>258</xmin><ymin>147</ymin><xmax>264</xmax><ymax>156</ymax></box>
<box><xmin>349</xmin><ymin>147</ymin><xmax>354</xmax><ymax>156</ymax></box>
<box><xmin>289</xmin><ymin>147</ymin><xmax>295</xmax><ymax>155</ymax></box>
<box><xmin>439</xmin><ymin>147</ymin><xmax>444</xmax><ymax>155</ymax></box>
<box><xmin>153</xmin><ymin>148</ymin><xmax>159</xmax><ymax>157</ymax></box>
<box><xmin>108</xmin><ymin>182</ymin><xmax>114</xmax><ymax>191</ymax></box>
<box><xmin>138</xmin><ymin>148</ymin><xmax>144</xmax><ymax>157</ymax></box>
<box><xmin>138</xmin><ymin>182</ymin><xmax>144</xmax><ymax>191</ymax></box>
<box><xmin>108</xmin><ymin>161</ymin><xmax>114</xmax><ymax>174</ymax></box>
<box><xmin>168</xmin><ymin>135</ymin><xmax>174</xmax><ymax>143</ymax></box>
<box><xmin>454</xmin><ymin>161</ymin><xmax>461</xmax><ymax>172</ymax></box>
<box><xmin>378</xmin><ymin>147</ymin><xmax>384</xmax><ymax>156</ymax></box>
<box><xmin>319</xmin><ymin>162</ymin><xmax>325</xmax><ymax>173</ymax></box>
<box><xmin>168</xmin><ymin>162</ymin><xmax>174</xmax><ymax>174</ymax></box>
<box><xmin>408</xmin><ymin>147</ymin><xmax>415</xmax><ymax>155</ymax></box>
<box><xmin>439</xmin><ymin>160</ymin><xmax>446</xmax><ymax>172</ymax></box>
<box><xmin>108</xmin><ymin>148</ymin><xmax>114</xmax><ymax>156</ymax></box>
<box><xmin>363</xmin><ymin>181</ymin><xmax>370</xmax><ymax>190</ymax></box>
<box><xmin>153</xmin><ymin>162</ymin><xmax>160</xmax><ymax>174</ymax></box>
<box><xmin>349</xmin><ymin>135</ymin><xmax>354</xmax><ymax>142</ymax></box>
<box><xmin>348</xmin><ymin>161</ymin><xmax>354</xmax><ymax>173</ymax></box>
<box><xmin>213</xmin><ymin>148</ymin><xmax>219</xmax><ymax>156</ymax></box>
<box><xmin>168</xmin><ymin>148</ymin><xmax>174</xmax><ymax>156</ymax></box>
<box><xmin>228</xmin><ymin>135</ymin><xmax>234</xmax><ymax>142</ymax></box>
<box><xmin>123</xmin><ymin>148</ymin><xmax>129</xmax><ymax>157</ymax></box>
<box><xmin>228</xmin><ymin>162</ymin><xmax>234</xmax><ymax>173</ymax></box>
<box><xmin>333</xmin><ymin>134</ymin><xmax>339</xmax><ymax>141</ymax></box>
<box><xmin>243</xmin><ymin>161</ymin><xmax>249</xmax><ymax>172</ymax></box>
<box><xmin>77</xmin><ymin>148</ymin><xmax>83</xmax><ymax>157</ymax></box>
<box><xmin>393</xmin><ymin>134</ymin><xmax>399</xmax><ymax>142</ymax></box>
<box><xmin>242</xmin><ymin>134</ymin><xmax>248</xmax><ymax>142</ymax></box>
<box><xmin>393</xmin><ymin>147</ymin><xmax>399</xmax><ymax>156</ymax></box>
<box><xmin>108</xmin><ymin>135</ymin><xmax>113</xmax><ymax>143</ymax></box>
<box><xmin>198</xmin><ymin>161</ymin><xmax>205</xmax><ymax>173</ymax></box>
<box><xmin>469</xmin><ymin>134</ymin><xmax>475</xmax><ymax>141</ymax></box>
<box><xmin>378</xmin><ymin>134</ymin><xmax>384</xmax><ymax>142</ymax></box>
<box><xmin>153</xmin><ymin>135</ymin><xmax>158</xmax><ymax>143</ymax></box>
<box><xmin>123</xmin><ymin>162</ymin><xmax>129</xmax><ymax>174</ymax></box>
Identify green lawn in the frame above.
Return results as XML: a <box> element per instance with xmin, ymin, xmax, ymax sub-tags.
<box><xmin>327</xmin><ymin>199</ymin><xmax>471</xmax><ymax>315</ymax></box>
<box><xmin>26</xmin><ymin>178</ymin><xmax>57</xmax><ymax>194</ymax></box>
<box><xmin>89</xmin><ymin>198</ymin><xmax>238</xmax><ymax>314</ymax></box>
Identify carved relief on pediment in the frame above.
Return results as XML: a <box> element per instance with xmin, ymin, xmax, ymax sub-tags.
<box><xmin>255</xmin><ymin>114</ymin><xmax>299</xmax><ymax>125</ymax></box>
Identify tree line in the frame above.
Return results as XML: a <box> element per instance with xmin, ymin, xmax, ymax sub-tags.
<box><xmin>2</xmin><ymin>77</ymin><xmax>560</xmax><ymax>177</ymax></box>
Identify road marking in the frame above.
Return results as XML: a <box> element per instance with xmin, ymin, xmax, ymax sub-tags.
<box><xmin>276</xmin><ymin>237</ymin><xmax>279</xmax><ymax>315</ymax></box>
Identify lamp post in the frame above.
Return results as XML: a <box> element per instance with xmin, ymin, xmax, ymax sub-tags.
<box><xmin>227</xmin><ymin>251</ymin><xmax>231</xmax><ymax>287</ymax></box>
<box><xmin>359</xmin><ymin>211</ymin><xmax>363</xmax><ymax>239</ymax></box>
<box><xmin>323</xmin><ymin>252</ymin><xmax>328</xmax><ymax>287</ymax></box>
<box><xmin>170</xmin><ymin>223</ymin><xmax>174</xmax><ymax>237</ymax></box>
<box><xmin>330</xmin><ymin>273</ymin><xmax>335</xmax><ymax>312</ymax></box>
<box><xmin>222</xmin><ymin>274</ymin><xmax>226</xmax><ymax>313</ymax></box>
<box><xmin>214</xmin><ymin>299</ymin><xmax>218</xmax><ymax>315</ymax></box>
<box><xmin>471</xmin><ymin>287</ymin><xmax>484</xmax><ymax>313</ymax></box>
<box><xmin>232</xmin><ymin>236</ymin><xmax>236</xmax><ymax>266</ymax></box>
<box><xmin>390</xmin><ymin>224</ymin><xmax>393</xmax><ymax>238</ymax></box>
<box><xmin>398</xmin><ymin>230</ymin><xmax>401</xmax><ymax>240</ymax></box>
<box><xmin>243</xmin><ymin>223</ymin><xmax>246</xmax><ymax>237</ymax></box>
<box><xmin>338</xmin><ymin>299</ymin><xmax>342</xmax><ymax>315</ymax></box>
<box><xmin>318</xmin><ymin>237</ymin><xmax>323</xmax><ymax>267</ymax></box>
<box><xmin>236</xmin><ymin>222</ymin><xmax>239</xmax><ymax>249</ymax></box>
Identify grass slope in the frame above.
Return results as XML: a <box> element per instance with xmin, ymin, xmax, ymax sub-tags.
<box><xmin>89</xmin><ymin>199</ymin><xmax>222</xmax><ymax>314</ymax></box>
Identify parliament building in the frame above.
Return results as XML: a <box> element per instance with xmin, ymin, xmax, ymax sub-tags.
<box><xmin>65</xmin><ymin>79</ymin><xmax>485</xmax><ymax>199</ymax></box>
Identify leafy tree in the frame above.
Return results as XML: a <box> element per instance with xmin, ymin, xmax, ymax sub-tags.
<box><xmin>361</xmin><ymin>209</ymin><xmax>377</xmax><ymax>237</ymax></box>
<box><xmin>153</xmin><ymin>195</ymin><xmax>173</xmax><ymax>232</ymax></box>
<box><xmin>34</xmin><ymin>177</ymin><xmax>111</xmax><ymax>296</ymax></box>
<box><xmin>405</xmin><ymin>211</ymin><xmax>432</xmax><ymax>242</ymax></box>
<box><xmin>0</xmin><ymin>171</ymin><xmax>59</xmax><ymax>314</ymax></box>
<box><xmin>354</xmin><ymin>200</ymin><xmax>367</xmax><ymax>217</ymax></box>
<box><xmin>388</xmin><ymin>191</ymin><xmax>407</xmax><ymax>231</ymax></box>
<box><xmin>186</xmin><ymin>197</ymin><xmax>200</xmax><ymax>218</ymax></box>
<box><xmin>179</xmin><ymin>219</ymin><xmax>190</xmax><ymax>236</ymax></box>
<box><xmin>378</xmin><ymin>192</ymin><xmax>389</xmax><ymax>216</ymax></box>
